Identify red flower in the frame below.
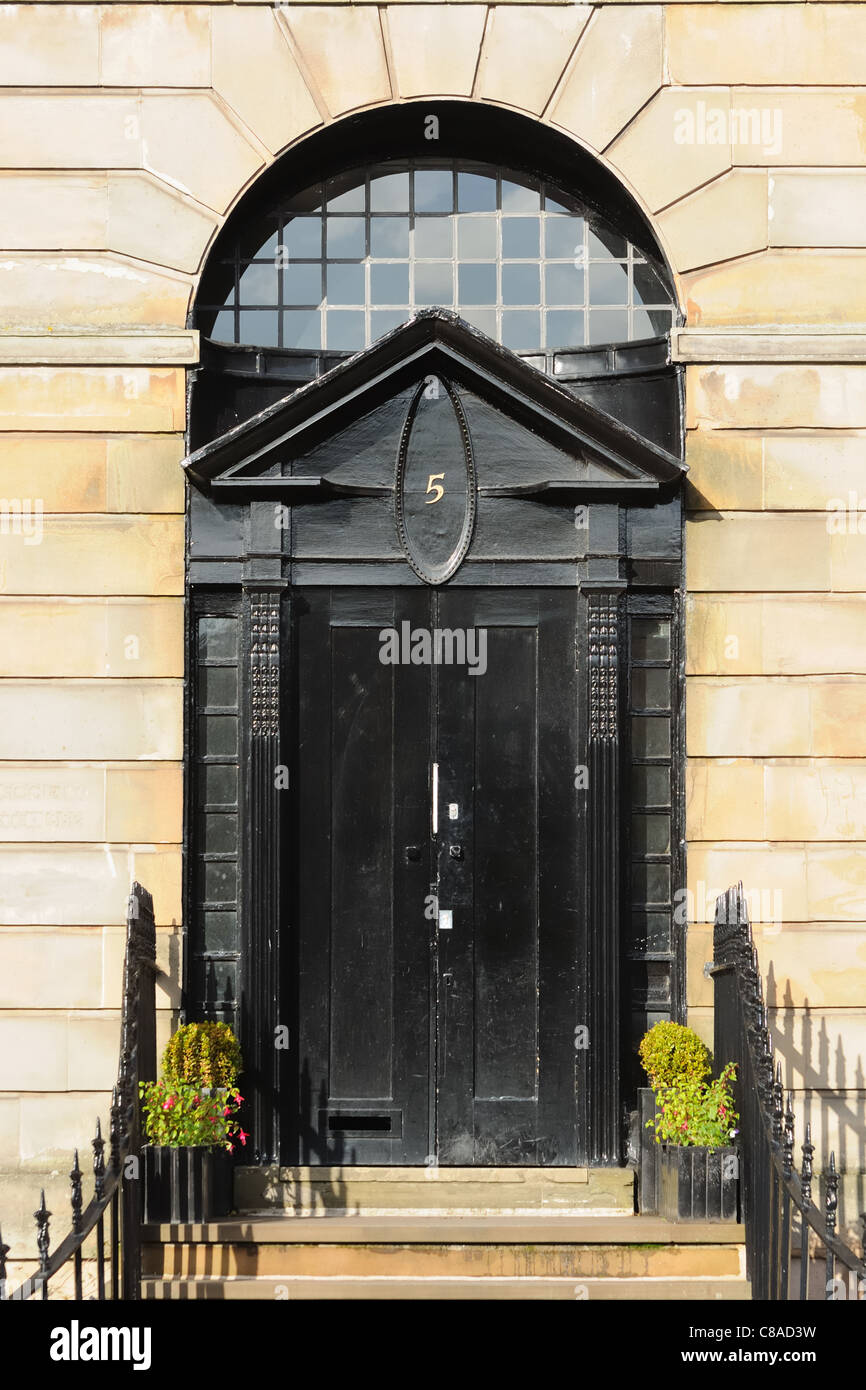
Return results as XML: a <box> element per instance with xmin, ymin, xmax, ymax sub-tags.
<box><xmin>238</xmin><ymin>1129</ymin><xmax>248</xmax><ymax>1146</ymax></box>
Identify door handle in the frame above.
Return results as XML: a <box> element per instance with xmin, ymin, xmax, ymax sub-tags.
<box><xmin>449</xmin><ymin>844</ymin><xmax>463</xmax><ymax>860</ymax></box>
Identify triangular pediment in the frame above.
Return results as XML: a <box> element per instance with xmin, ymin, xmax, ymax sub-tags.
<box><xmin>183</xmin><ymin>310</ymin><xmax>686</xmax><ymax>498</ymax></box>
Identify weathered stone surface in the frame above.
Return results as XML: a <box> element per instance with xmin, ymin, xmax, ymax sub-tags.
<box><xmin>0</xmin><ymin>516</ymin><xmax>184</xmax><ymax>595</ymax></box>
<box><xmin>667</xmin><ymin>5</ymin><xmax>866</xmax><ymax>86</ymax></box>
<box><xmin>686</xmin><ymin>595</ymin><xmax>866</xmax><ymax>676</ymax></box>
<box><xmin>0</xmin><ymin>93</ymin><xmax>140</xmax><ymax>170</ymax></box>
<box><xmin>0</xmin><ymin>173</ymin><xmax>107</xmax><ymax>249</ymax></box>
<box><xmin>682</xmin><ymin>252</ymin><xmax>866</xmax><ymax>327</ymax></box>
<box><xmin>549</xmin><ymin>6</ymin><xmax>664</xmax><ymax>152</ymax></box>
<box><xmin>685</xmin><ymin>430</ymin><xmax>763</xmax><ymax>510</ymax></box>
<box><xmin>0</xmin><ymin>843</ymin><xmax>181</xmax><ymax>924</ymax></box>
<box><xmin>0</xmin><ymin>367</ymin><xmax>185</xmax><ymax>431</ymax></box>
<box><xmin>0</xmin><ymin>598</ymin><xmax>182</xmax><ymax>677</ymax></box>
<box><xmin>140</xmin><ymin>93</ymin><xmax>263</xmax><ymax>214</ymax></box>
<box><xmin>100</xmin><ymin>5</ymin><xmax>211</xmax><ymax>86</ymax></box>
<box><xmin>279</xmin><ymin>6</ymin><xmax>391</xmax><ymax>115</ymax></box>
<box><xmin>0</xmin><ymin>5</ymin><xmax>98</xmax><ymax>85</ymax></box>
<box><xmin>212</xmin><ymin>5</ymin><xmax>321</xmax><ymax>156</ymax></box>
<box><xmin>688</xmin><ymin>758</ymin><xmax>866</xmax><ymax>843</ymax></box>
<box><xmin>686</xmin><ymin>758</ymin><xmax>764</xmax><ymax>841</ymax></box>
<box><xmin>105</xmin><ymin>764</ymin><xmax>183</xmax><ymax>843</ymax></box>
<box><xmin>607</xmin><ymin>89</ymin><xmax>731</xmax><ymax>213</ymax></box>
<box><xmin>770</xmin><ymin>170</ymin><xmax>866</xmax><ymax>249</ymax></box>
<box><xmin>476</xmin><ymin>5</ymin><xmax>591</xmax><ymax>115</ymax></box>
<box><xmin>688</xmin><ymin>925</ymin><xmax>866</xmax><ymax>1009</ymax></box>
<box><xmin>658</xmin><ymin>170</ymin><xmax>767</xmax><ymax>274</ymax></box>
<box><xmin>0</xmin><ymin>434</ymin><xmax>184</xmax><ymax>513</ymax></box>
<box><xmin>0</xmin><ymin>683</ymin><xmax>182</xmax><ymax>761</ymax></box>
<box><xmin>731</xmin><ymin>90</ymin><xmax>866</xmax><ymax>167</ymax></box>
<box><xmin>687</xmin><ymin>364</ymin><xmax>866</xmax><ymax>429</ymax></box>
<box><xmin>387</xmin><ymin>5</ymin><xmax>487</xmax><ymax>97</ymax></box>
<box><xmin>0</xmin><ymin>254</ymin><xmax>191</xmax><ymax>331</ymax></box>
<box><xmin>687</xmin><ymin>678</ymin><xmax>866</xmax><ymax>757</ymax></box>
<box><xmin>108</xmin><ymin>173</ymin><xmax>218</xmax><ymax>275</ymax></box>
<box><xmin>686</xmin><ymin>512</ymin><xmax>831</xmax><ymax>592</ymax></box>
<box><xmin>0</xmin><ymin>762</ymin><xmax>182</xmax><ymax>844</ymax></box>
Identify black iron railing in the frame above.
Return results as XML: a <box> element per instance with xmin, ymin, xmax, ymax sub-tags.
<box><xmin>0</xmin><ymin>883</ymin><xmax>157</xmax><ymax>1301</ymax></box>
<box><xmin>712</xmin><ymin>882</ymin><xmax>866</xmax><ymax>1300</ymax></box>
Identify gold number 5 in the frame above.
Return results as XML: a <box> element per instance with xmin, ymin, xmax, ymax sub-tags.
<box><xmin>425</xmin><ymin>473</ymin><xmax>445</xmax><ymax>505</ymax></box>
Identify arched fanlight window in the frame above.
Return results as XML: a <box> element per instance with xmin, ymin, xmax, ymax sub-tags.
<box><xmin>196</xmin><ymin>160</ymin><xmax>676</xmax><ymax>358</ymax></box>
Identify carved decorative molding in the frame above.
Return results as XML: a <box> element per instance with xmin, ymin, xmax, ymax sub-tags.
<box><xmin>588</xmin><ymin>591</ymin><xmax>619</xmax><ymax>742</ymax></box>
<box><xmin>250</xmin><ymin>591</ymin><xmax>280</xmax><ymax>738</ymax></box>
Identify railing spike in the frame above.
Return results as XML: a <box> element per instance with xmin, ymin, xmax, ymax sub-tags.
<box><xmin>826</xmin><ymin>1151</ymin><xmax>839</xmax><ymax>1238</ymax></box>
<box><xmin>783</xmin><ymin>1092</ymin><xmax>795</xmax><ymax>1177</ymax></box>
<box><xmin>801</xmin><ymin>1123</ymin><xmax>815</xmax><ymax>1209</ymax></box>
<box><xmin>772</xmin><ymin>1064</ymin><xmax>783</xmax><ymax>1146</ymax></box>
<box><xmin>92</xmin><ymin>1115</ymin><xmax>106</xmax><ymax>1201</ymax></box>
<box><xmin>70</xmin><ymin>1150</ymin><xmax>83</xmax><ymax>1235</ymax></box>
<box><xmin>35</xmin><ymin>1190</ymin><xmax>51</xmax><ymax>1296</ymax></box>
<box><xmin>109</xmin><ymin>1085</ymin><xmax>121</xmax><ymax>1172</ymax></box>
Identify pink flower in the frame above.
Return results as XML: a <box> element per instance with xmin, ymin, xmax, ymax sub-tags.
<box><xmin>223</xmin><ymin>1106</ymin><xmax>231</xmax><ymax>1117</ymax></box>
<box><xmin>238</xmin><ymin>1129</ymin><xmax>248</xmax><ymax>1147</ymax></box>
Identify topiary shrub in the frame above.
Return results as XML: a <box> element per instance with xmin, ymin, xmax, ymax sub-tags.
<box><xmin>161</xmin><ymin>1021</ymin><xmax>242</xmax><ymax>1090</ymax></box>
<box><xmin>638</xmin><ymin>1021</ymin><xmax>711</xmax><ymax>1090</ymax></box>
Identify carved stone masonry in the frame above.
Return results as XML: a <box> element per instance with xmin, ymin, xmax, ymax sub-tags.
<box><xmin>588</xmin><ymin>592</ymin><xmax>619</xmax><ymax>741</ymax></box>
<box><xmin>250</xmin><ymin>592</ymin><xmax>280</xmax><ymax>737</ymax></box>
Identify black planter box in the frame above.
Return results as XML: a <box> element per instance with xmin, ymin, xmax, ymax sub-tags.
<box><xmin>658</xmin><ymin>1143</ymin><xmax>739</xmax><ymax>1222</ymax></box>
<box><xmin>143</xmin><ymin>1145</ymin><xmax>234</xmax><ymax>1223</ymax></box>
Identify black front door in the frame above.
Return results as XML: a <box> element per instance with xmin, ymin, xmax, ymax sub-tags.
<box><xmin>290</xmin><ymin>584</ymin><xmax>582</xmax><ymax>1166</ymax></box>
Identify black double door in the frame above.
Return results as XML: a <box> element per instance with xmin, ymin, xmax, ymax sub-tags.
<box><xmin>291</xmin><ymin>584</ymin><xmax>584</xmax><ymax>1165</ymax></box>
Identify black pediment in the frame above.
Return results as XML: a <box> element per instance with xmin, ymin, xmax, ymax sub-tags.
<box><xmin>183</xmin><ymin>310</ymin><xmax>686</xmax><ymax>499</ymax></box>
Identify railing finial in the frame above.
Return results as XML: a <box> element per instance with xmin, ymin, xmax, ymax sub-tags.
<box><xmin>69</xmin><ymin>1150</ymin><xmax>82</xmax><ymax>1235</ymax></box>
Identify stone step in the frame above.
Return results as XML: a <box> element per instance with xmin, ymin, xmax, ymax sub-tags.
<box><xmin>143</xmin><ymin>1273</ymin><xmax>751</xmax><ymax>1300</ymax></box>
<box><xmin>145</xmin><ymin>1238</ymin><xmax>743</xmax><ymax>1279</ymax></box>
<box><xmin>234</xmin><ymin>1165</ymin><xmax>635</xmax><ymax>1216</ymax></box>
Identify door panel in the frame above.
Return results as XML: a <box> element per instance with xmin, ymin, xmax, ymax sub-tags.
<box><xmin>291</xmin><ymin>586</ymin><xmax>582</xmax><ymax>1165</ymax></box>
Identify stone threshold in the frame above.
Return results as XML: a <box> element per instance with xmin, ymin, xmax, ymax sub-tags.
<box><xmin>673</xmin><ymin>328</ymin><xmax>866</xmax><ymax>364</ymax></box>
<box><xmin>0</xmin><ymin>330</ymin><xmax>199</xmax><ymax>365</ymax></box>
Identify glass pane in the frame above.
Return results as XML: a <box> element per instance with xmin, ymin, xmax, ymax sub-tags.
<box><xmin>502</xmin><ymin>263</ymin><xmax>540</xmax><ymax>305</ymax></box>
<box><xmin>414</xmin><ymin>217</ymin><xmax>452</xmax><ymax>258</ymax></box>
<box><xmin>284</xmin><ymin>263</ymin><xmax>322</xmax><ymax>305</ymax></box>
<box><xmin>371</xmin><ymin>309</ymin><xmax>407</xmax><ymax>339</ymax></box>
<box><xmin>631</xmin><ymin>813</ymin><xmax>671</xmax><ymax>856</ymax></box>
<box><xmin>589</xmin><ymin>225</ymin><xmax>627</xmax><ymax>259</ymax></box>
<box><xmin>238</xmin><ymin>261</ymin><xmax>278</xmax><ymax>304</ymax></box>
<box><xmin>633</xmin><ymin>261</ymin><xmax>668</xmax><ymax>306</ymax></box>
<box><xmin>283</xmin><ymin>216</ymin><xmax>321</xmax><ymax>258</ymax></box>
<box><xmin>200</xmin><ymin>910</ymin><xmax>237</xmax><ymax>953</ymax></box>
<box><xmin>326</xmin><ymin>310</ymin><xmax>365</xmax><ymax>350</ymax></box>
<box><xmin>199</xmin><ymin>715</ymin><xmax>238</xmax><ymax>757</ymax></box>
<box><xmin>238</xmin><ymin>310</ymin><xmax>278</xmax><ymax>345</ymax></box>
<box><xmin>201</xmin><ymin>666</ymin><xmax>237</xmax><ymax>710</ymax></box>
<box><xmin>545</xmin><ymin>216</ymin><xmax>584</xmax><ymax>259</ymax></box>
<box><xmin>325</xmin><ymin>177</ymin><xmax>365</xmax><ymax>212</ymax></box>
<box><xmin>370</xmin><ymin>218</ymin><xmax>410</xmax><ymax>257</ymax></box>
<box><xmin>629</xmin><ymin>912</ymin><xmax>671</xmax><ymax>954</ymax></box>
<box><xmin>501</xmin><ymin>310</ymin><xmax>540</xmax><ymax>351</ymax></box>
<box><xmin>414</xmin><ymin>169</ymin><xmax>453</xmax><ymax>213</ymax></box>
<box><xmin>546</xmin><ymin>264</ymin><xmax>584</xmax><ymax>306</ymax></box>
<box><xmin>545</xmin><ymin>310</ymin><xmax>584</xmax><ymax>348</ymax></box>
<box><xmin>370</xmin><ymin>170</ymin><xmax>409</xmax><ymax>211</ymax></box>
<box><xmin>199</xmin><ymin>763</ymin><xmax>237</xmax><ymax>808</ymax></box>
<box><xmin>458</xmin><ymin>263</ymin><xmax>496</xmax><ymax>305</ymax></box>
<box><xmin>631</xmin><ymin>716</ymin><xmax>671</xmax><ymax>759</ymax></box>
<box><xmin>632</xmin><ymin>616</ymin><xmax>671</xmax><ymax>661</ymax></box>
<box><xmin>198</xmin><ymin>617</ymin><xmax>237</xmax><ymax>660</ymax></box>
<box><xmin>204</xmin><ymin>860</ymin><xmax>237</xmax><ymax>903</ymax></box>
<box><xmin>326</xmin><ymin>217</ymin><xmax>365</xmax><ymax>257</ymax></box>
<box><xmin>210</xmin><ymin>310</ymin><xmax>235</xmax><ymax>342</ymax></box>
<box><xmin>457</xmin><ymin>171</ymin><xmax>497</xmax><ymax>211</ymax></box>
<box><xmin>631</xmin><ymin>764</ymin><xmax>670</xmax><ymax>809</ymax></box>
<box><xmin>589</xmin><ymin>261</ymin><xmax>629</xmax><ymax>305</ymax></box>
<box><xmin>193</xmin><ymin>958</ymin><xmax>237</xmax><ymax>1003</ymax></box>
<box><xmin>457</xmin><ymin>216</ymin><xmax>497</xmax><ymax>259</ymax></box>
<box><xmin>414</xmin><ymin>262</ymin><xmax>453</xmax><ymax>306</ymax></box>
<box><xmin>282</xmin><ymin>309</ymin><xmax>321</xmax><ymax>349</ymax></box>
<box><xmin>588</xmin><ymin>309</ymin><xmax>628</xmax><ymax>344</ymax></box>
<box><xmin>371</xmin><ymin>263</ymin><xmax>410</xmax><ymax>304</ymax></box>
<box><xmin>502</xmin><ymin>217</ymin><xmax>540</xmax><ymax>258</ymax></box>
<box><xmin>327</xmin><ymin>263</ymin><xmax>365</xmax><ymax>304</ymax></box>
<box><xmin>631</xmin><ymin>861</ymin><xmax>671</xmax><ymax>906</ymax></box>
<box><xmin>631</xmin><ymin>667</ymin><xmax>670</xmax><ymax>710</ymax></box>
<box><xmin>501</xmin><ymin>178</ymin><xmax>540</xmax><ymax>212</ymax></box>
<box><xmin>462</xmin><ymin>308</ymin><xmax>497</xmax><ymax>336</ymax></box>
<box><xmin>203</xmin><ymin>813</ymin><xmax>238</xmax><ymax>854</ymax></box>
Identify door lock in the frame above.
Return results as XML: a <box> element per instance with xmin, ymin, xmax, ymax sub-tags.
<box><xmin>405</xmin><ymin>845</ymin><xmax>422</xmax><ymax>862</ymax></box>
<box><xmin>448</xmin><ymin>844</ymin><xmax>463</xmax><ymax>860</ymax></box>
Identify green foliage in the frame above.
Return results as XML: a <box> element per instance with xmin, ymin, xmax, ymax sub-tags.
<box><xmin>638</xmin><ymin>1021</ymin><xmax>711</xmax><ymax>1088</ymax></box>
<box><xmin>646</xmin><ymin>1062</ymin><xmax>739</xmax><ymax>1151</ymax></box>
<box><xmin>161</xmin><ymin>1022</ymin><xmax>242</xmax><ymax>1089</ymax></box>
<box><xmin>139</xmin><ymin>1079</ymin><xmax>248</xmax><ymax>1151</ymax></box>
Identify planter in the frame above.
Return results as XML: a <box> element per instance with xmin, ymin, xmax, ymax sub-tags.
<box><xmin>658</xmin><ymin>1143</ymin><xmax>739</xmax><ymax>1222</ymax></box>
<box><xmin>143</xmin><ymin>1145</ymin><xmax>234</xmax><ymax>1223</ymax></box>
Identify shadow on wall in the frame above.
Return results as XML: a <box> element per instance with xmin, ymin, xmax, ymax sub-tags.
<box><xmin>766</xmin><ymin>961</ymin><xmax>866</xmax><ymax>1244</ymax></box>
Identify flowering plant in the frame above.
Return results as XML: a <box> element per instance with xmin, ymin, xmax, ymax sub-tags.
<box><xmin>139</xmin><ymin>1079</ymin><xmax>248</xmax><ymax>1152</ymax></box>
<box><xmin>646</xmin><ymin>1061</ymin><xmax>739</xmax><ymax>1151</ymax></box>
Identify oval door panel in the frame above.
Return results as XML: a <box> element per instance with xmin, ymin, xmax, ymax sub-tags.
<box><xmin>395</xmin><ymin>377</ymin><xmax>477</xmax><ymax>585</ymax></box>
